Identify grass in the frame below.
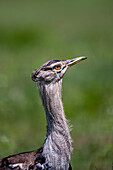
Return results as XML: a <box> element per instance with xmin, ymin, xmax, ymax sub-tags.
<box><xmin>0</xmin><ymin>0</ymin><xmax>113</xmax><ymax>169</ymax></box>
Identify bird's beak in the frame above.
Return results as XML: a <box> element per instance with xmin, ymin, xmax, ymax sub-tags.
<box><xmin>66</xmin><ymin>56</ymin><xmax>87</xmax><ymax>67</ymax></box>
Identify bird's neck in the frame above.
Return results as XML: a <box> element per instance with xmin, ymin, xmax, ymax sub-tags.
<box><xmin>38</xmin><ymin>80</ymin><xmax>72</xmax><ymax>169</ymax></box>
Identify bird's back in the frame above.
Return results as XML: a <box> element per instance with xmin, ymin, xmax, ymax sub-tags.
<box><xmin>0</xmin><ymin>147</ymin><xmax>44</xmax><ymax>170</ymax></box>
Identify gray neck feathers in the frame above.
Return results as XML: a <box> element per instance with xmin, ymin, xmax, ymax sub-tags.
<box><xmin>38</xmin><ymin>79</ymin><xmax>72</xmax><ymax>170</ymax></box>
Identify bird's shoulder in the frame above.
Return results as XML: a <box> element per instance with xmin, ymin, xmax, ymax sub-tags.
<box><xmin>0</xmin><ymin>147</ymin><xmax>45</xmax><ymax>170</ymax></box>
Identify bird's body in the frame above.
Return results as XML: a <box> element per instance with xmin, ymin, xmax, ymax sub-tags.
<box><xmin>0</xmin><ymin>57</ymin><xmax>87</xmax><ymax>170</ymax></box>
<box><xmin>0</xmin><ymin>148</ymin><xmax>44</xmax><ymax>170</ymax></box>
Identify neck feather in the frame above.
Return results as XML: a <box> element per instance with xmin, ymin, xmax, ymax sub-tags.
<box><xmin>38</xmin><ymin>79</ymin><xmax>72</xmax><ymax>169</ymax></box>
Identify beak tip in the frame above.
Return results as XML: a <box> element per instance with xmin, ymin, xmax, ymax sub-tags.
<box><xmin>80</xmin><ymin>56</ymin><xmax>87</xmax><ymax>60</ymax></box>
<box><xmin>67</xmin><ymin>56</ymin><xmax>87</xmax><ymax>67</ymax></box>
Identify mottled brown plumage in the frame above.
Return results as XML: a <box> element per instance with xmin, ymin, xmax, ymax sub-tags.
<box><xmin>0</xmin><ymin>148</ymin><xmax>43</xmax><ymax>169</ymax></box>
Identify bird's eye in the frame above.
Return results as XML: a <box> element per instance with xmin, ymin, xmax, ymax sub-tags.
<box><xmin>54</xmin><ymin>65</ymin><xmax>61</xmax><ymax>70</ymax></box>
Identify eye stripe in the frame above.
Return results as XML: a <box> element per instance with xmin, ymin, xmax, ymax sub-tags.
<box><xmin>43</xmin><ymin>67</ymin><xmax>52</xmax><ymax>71</ymax></box>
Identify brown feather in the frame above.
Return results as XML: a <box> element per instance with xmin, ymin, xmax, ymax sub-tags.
<box><xmin>0</xmin><ymin>147</ymin><xmax>44</xmax><ymax>169</ymax></box>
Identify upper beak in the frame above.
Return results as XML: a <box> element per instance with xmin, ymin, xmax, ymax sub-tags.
<box><xmin>67</xmin><ymin>56</ymin><xmax>87</xmax><ymax>67</ymax></box>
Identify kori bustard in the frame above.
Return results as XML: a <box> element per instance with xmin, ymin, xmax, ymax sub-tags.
<box><xmin>0</xmin><ymin>56</ymin><xmax>87</xmax><ymax>170</ymax></box>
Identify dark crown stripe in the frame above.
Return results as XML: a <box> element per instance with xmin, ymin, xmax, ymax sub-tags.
<box><xmin>46</xmin><ymin>60</ymin><xmax>60</xmax><ymax>66</ymax></box>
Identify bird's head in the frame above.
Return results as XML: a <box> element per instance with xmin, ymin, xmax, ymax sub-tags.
<box><xmin>32</xmin><ymin>56</ymin><xmax>87</xmax><ymax>84</ymax></box>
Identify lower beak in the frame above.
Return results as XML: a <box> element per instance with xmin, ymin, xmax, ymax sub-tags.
<box><xmin>67</xmin><ymin>56</ymin><xmax>87</xmax><ymax>67</ymax></box>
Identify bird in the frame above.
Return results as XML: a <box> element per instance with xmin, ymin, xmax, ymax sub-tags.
<box><xmin>0</xmin><ymin>56</ymin><xmax>87</xmax><ymax>170</ymax></box>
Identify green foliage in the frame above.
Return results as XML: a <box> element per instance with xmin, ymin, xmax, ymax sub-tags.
<box><xmin>0</xmin><ymin>0</ymin><xmax>113</xmax><ymax>169</ymax></box>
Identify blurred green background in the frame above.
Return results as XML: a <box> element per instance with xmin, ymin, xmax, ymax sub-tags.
<box><xmin>0</xmin><ymin>1</ymin><xmax>113</xmax><ymax>169</ymax></box>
